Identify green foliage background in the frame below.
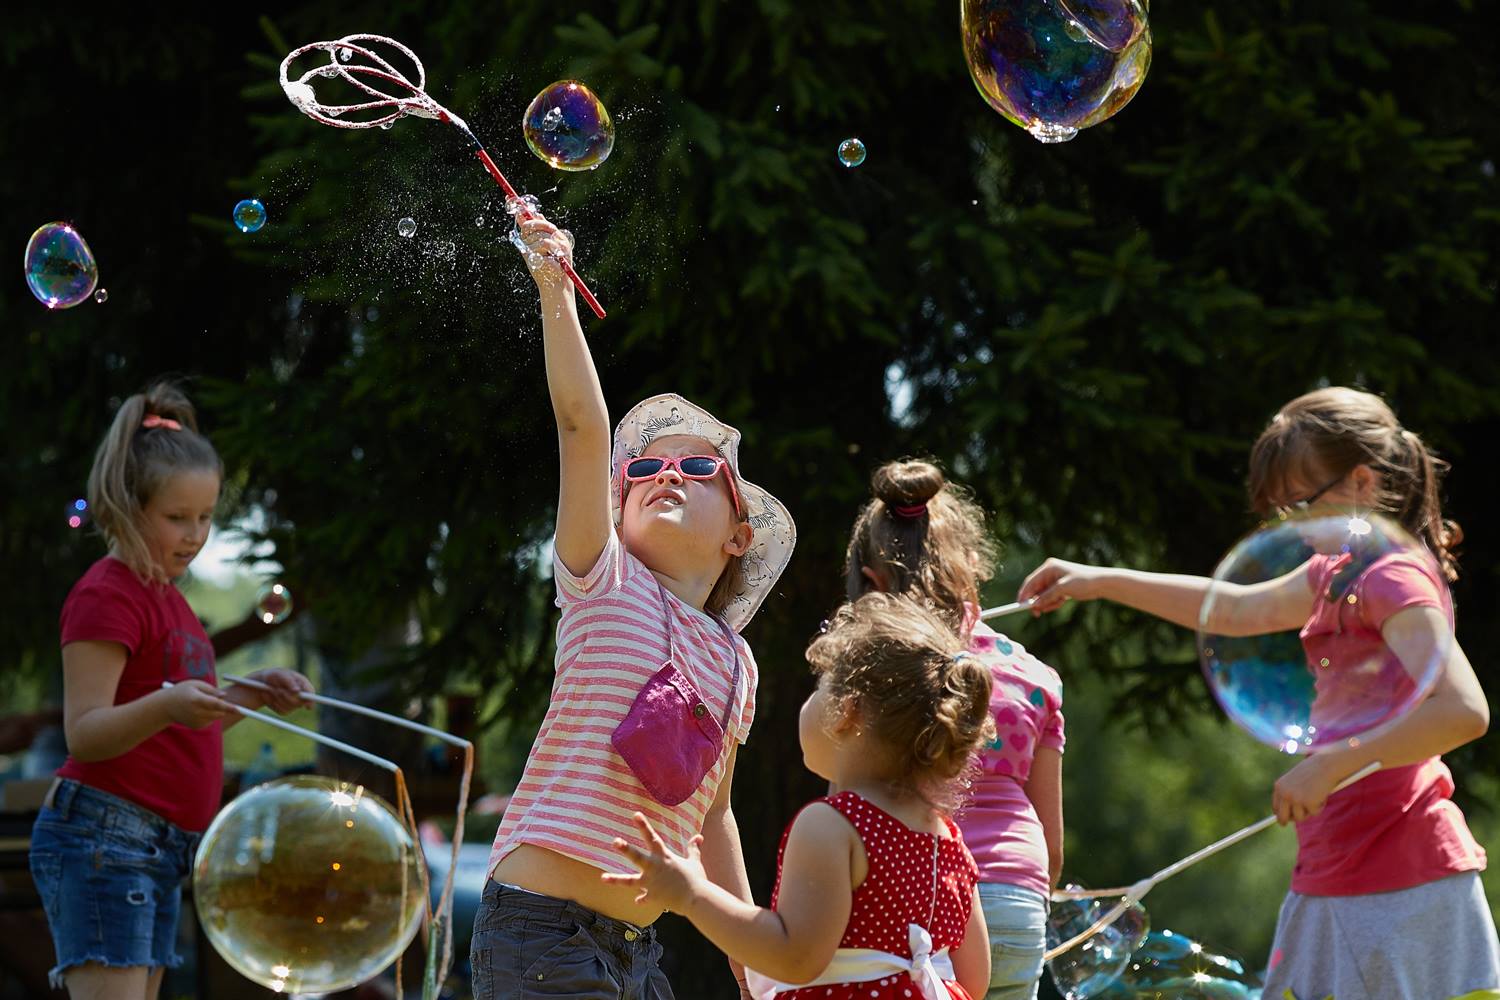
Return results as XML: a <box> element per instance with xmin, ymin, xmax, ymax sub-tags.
<box><xmin>2</xmin><ymin>2</ymin><xmax>1497</xmax><ymax>995</ymax></box>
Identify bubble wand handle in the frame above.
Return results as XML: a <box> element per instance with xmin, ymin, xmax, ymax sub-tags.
<box><xmin>468</xmin><ymin>145</ymin><xmax>607</xmax><ymax>318</ymax></box>
<box><xmin>979</xmin><ymin>598</ymin><xmax>1037</xmax><ymax>621</ymax></box>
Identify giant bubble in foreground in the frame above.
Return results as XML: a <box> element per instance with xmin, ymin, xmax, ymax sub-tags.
<box><xmin>961</xmin><ymin>0</ymin><xmax>1152</xmax><ymax>143</ymax></box>
<box><xmin>193</xmin><ymin>776</ymin><xmax>425</xmax><ymax>994</ymax></box>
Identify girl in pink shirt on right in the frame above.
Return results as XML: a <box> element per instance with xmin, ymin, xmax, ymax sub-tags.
<box><xmin>1019</xmin><ymin>387</ymin><xmax>1499</xmax><ymax>999</ymax></box>
<box><xmin>844</xmin><ymin>459</ymin><xmax>1064</xmax><ymax>1000</ymax></box>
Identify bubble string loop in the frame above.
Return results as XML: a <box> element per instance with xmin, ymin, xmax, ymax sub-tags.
<box><xmin>1042</xmin><ymin>760</ymin><xmax>1382</xmax><ymax>961</ymax></box>
<box><xmin>278</xmin><ymin>34</ymin><xmax>607</xmax><ymax>319</ymax></box>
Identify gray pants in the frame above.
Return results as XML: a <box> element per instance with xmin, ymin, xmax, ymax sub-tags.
<box><xmin>470</xmin><ymin>881</ymin><xmax>676</xmax><ymax>1000</ymax></box>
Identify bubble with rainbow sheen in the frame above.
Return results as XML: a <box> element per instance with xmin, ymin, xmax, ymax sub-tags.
<box><xmin>1094</xmin><ymin>929</ymin><xmax>1261</xmax><ymax>999</ymax></box>
<box><xmin>523</xmin><ymin>80</ymin><xmax>615</xmax><ymax>171</ymax></box>
<box><xmin>255</xmin><ymin>582</ymin><xmax>293</xmax><ymax>625</ymax></box>
<box><xmin>1046</xmin><ymin>891</ymin><xmax>1148</xmax><ymax>999</ymax></box>
<box><xmin>1199</xmin><ymin>512</ymin><xmax>1449</xmax><ymax>755</ymax></box>
<box><xmin>961</xmin><ymin>0</ymin><xmax>1152</xmax><ymax>143</ymax></box>
<box><xmin>233</xmin><ymin>199</ymin><xmax>267</xmax><ymax>234</ymax></box>
<box><xmin>24</xmin><ymin>223</ymin><xmax>98</xmax><ymax>310</ymax></box>
<box><xmin>837</xmin><ymin>137</ymin><xmax>867</xmax><ymax>168</ymax></box>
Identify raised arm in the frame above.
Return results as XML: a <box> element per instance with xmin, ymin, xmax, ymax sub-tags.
<box><xmin>1017</xmin><ymin>557</ymin><xmax>1316</xmax><ymax>637</ymax></box>
<box><xmin>516</xmin><ymin>218</ymin><xmax>612</xmax><ymax>576</ymax></box>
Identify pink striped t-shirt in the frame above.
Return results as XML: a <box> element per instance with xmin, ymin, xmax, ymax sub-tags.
<box><xmin>488</xmin><ymin>527</ymin><xmax>757</xmax><ymax>876</ymax></box>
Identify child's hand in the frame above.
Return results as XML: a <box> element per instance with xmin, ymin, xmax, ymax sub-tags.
<box><xmin>241</xmin><ymin>668</ymin><xmax>313</xmax><ymax>715</ymax></box>
<box><xmin>602</xmin><ymin>812</ymin><xmax>708</xmax><ymax>912</ymax></box>
<box><xmin>1272</xmin><ymin>754</ymin><xmax>1342</xmax><ymax>825</ymax></box>
<box><xmin>512</xmin><ymin>215</ymin><xmax>576</xmax><ymax>295</ymax></box>
<box><xmin>163</xmin><ymin>680</ymin><xmax>234</xmax><ymax>728</ymax></box>
<box><xmin>1017</xmin><ymin>557</ymin><xmax>1107</xmax><ymax>613</ymax></box>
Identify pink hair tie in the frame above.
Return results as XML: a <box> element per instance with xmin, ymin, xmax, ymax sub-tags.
<box><xmin>892</xmin><ymin>502</ymin><xmax>928</xmax><ymax>518</ymax></box>
<box><xmin>142</xmin><ymin>414</ymin><xmax>182</xmax><ymax>431</ymax></box>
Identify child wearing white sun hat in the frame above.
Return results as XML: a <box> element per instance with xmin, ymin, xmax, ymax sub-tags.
<box><xmin>473</xmin><ymin>215</ymin><xmax>795</xmax><ymax>1000</ymax></box>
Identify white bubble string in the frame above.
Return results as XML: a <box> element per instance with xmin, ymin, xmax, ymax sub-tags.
<box><xmin>279</xmin><ymin>34</ymin><xmax>607</xmax><ymax>318</ymax></box>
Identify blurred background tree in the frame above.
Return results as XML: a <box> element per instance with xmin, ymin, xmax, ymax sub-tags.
<box><xmin>2</xmin><ymin>1</ymin><xmax>1496</xmax><ymax>995</ymax></box>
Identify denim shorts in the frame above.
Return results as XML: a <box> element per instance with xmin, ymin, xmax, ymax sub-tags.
<box><xmin>28</xmin><ymin>779</ymin><xmax>201</xmax><ymax>988</ymax></box>
<box><xmin>977</xmin><ymin>882</ymin><xmax>1048</xmax><ymax>1000</ymax></box>
<box><xmin>470</xmin><ymin>880</ymin><xmax>675</xmax><ymax>1000</ymax></box>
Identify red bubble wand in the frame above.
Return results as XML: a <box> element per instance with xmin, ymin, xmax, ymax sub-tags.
<box><xmin>279</xmin><ymin>33</ymin><xmax>607</xmax><ymax>318</ymax></box>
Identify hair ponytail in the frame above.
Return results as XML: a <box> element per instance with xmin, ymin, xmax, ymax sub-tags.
<box><xmin>1400</xmin><ymin>429</ymin><xmax>1463</xmax><ymax>582</ymax></box>
<box><xmin>87</xmin><ymin>380</ymin><xmax>222</xmax><ymax>582</ymax></box>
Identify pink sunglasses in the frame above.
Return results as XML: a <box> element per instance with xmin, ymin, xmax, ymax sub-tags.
<box><xmin>618</xmin><ymin>455</ymin><xmax>743</xmax><ymax>518</ymax></box>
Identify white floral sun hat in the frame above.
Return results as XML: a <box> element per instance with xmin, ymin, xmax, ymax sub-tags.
<box><xmin>611</xmin><ymin>393</ymin><xmax>797</xmax><ymax>632</ymax></box>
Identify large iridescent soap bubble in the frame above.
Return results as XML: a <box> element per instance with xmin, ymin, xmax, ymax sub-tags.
<box><xmin>1199</xmin><ymin>512</ymin><xmax>1449</xmax><ymax>755</ymax></box>
<box><xmin>23</xmin><ymin>223</ymin><xmax>99</xmax><ymax>309</ymax></box>
<box><xmin>194</xmin><ymin>776</ymin><xmax>425</xmax><ymax>994</ymax></box>
<box><xmin>1099</xmin><ymin>930</ymin><xmax>1262</xmax><ymax>998</ymax></box>
<box><xmin>1046</xmin><ymin>892</ymin><xmax>1149</xmax><ymax>998</ymax></box>
<box><xmin>523</xmin><ymin>80</ymin><xmax>614</xmax><ymax>170</ymax></box>
<box><xmin>961</xmin><ymin>0</ymin><xmax>1152</xmax><ymax>143</ymax></box>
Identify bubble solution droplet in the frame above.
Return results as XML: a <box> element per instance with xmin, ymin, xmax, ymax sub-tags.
<box><xmin>233</xmin><ymin>199</ymin><xmax>267</xmax><ymax>234</ymax></box>
<box><xmin>397</xmin><ymin>217</ymin><xmax>417</xmax><ymax>238</ymax></box>
<box><xmin>255</xmin><ymin>582</ymin><xmax>294</xmax><ymax>625</ymax></box>
<box><xmin>94</xmin><ymin>288</ymin><xmax>108</xmax><ymax>304</ymax></box>
<box><xmin>338</xmin><ymin>47</ymin><xmax>353</xmax><ymax>62</ymax></box>
<box><xmin>522</xmin><ymin>80</ymin><xmax>615</xmax><ymax>171</ymax></box>
<box><xmin>837</xmin><ymin>137</ymin><xmax>867</xmax><ymax>168</ymax></box>
<box><xmin>24</xmin><ymin>223</ymin><xmax>99</xmax><ymax>309</ymax></box>
<box><xmin>475</xmin><ymin>216</ymin><xmax>485</xmax><ymax>226</ymax></box>
<box><xmin>379</xmin><ymin>120</ymin><xmax>394</xmax><ymax>130</ymax></box>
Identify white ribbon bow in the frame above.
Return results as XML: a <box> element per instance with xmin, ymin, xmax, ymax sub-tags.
<box><xmin>744</xmin><ymin>924</ymin><xmax>954</xmax><ymax>1000</ymax></box>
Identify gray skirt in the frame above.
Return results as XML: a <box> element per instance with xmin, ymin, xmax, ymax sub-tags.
<box><xmin>1262</xmin><ymin>871</ymin><xmax>1500</xmax><ymax>999</ymax></box>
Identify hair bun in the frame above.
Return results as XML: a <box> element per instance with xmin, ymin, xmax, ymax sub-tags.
<box><xmin>871</xmin><ymin>459</ymin><xmax>945</xmax><ymax>508</ymax></box>
<box><xmin>142</xmin><ymin>380</ymin><xmax>200</xmax><ymax>434</ymax></box>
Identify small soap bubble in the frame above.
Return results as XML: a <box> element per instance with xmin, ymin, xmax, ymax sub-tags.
<box><xmin>837</xmin><ymin>137</ymin><xmax>867</xmax><ymax>168</ymax></box>
<box><xmin>24</xmin><ymin>223</ymin><xmax>98</xmax><ymax>309</ymax></box>
<box><xmin>193</xmin><ymin>777</ymin><xmax>424</xmax><ymax>995</ymax></box>
<box><xmin>233</xmin><ymin>199</ymin><xmax>267</xmax><ymax>234</ymax></box>
<box><xmin>1046</xmin><ymin>891</ymin><xmax>1148</xmax><ymax>998</ymax></box>
<box><xmin>379</xmin><ymin>120</ymin><xmax>394</xmax><ymax>130</ymax></box>
<box><xmin>338</xmin><ymin>47</ymin><xmax>353</xmax><ymax>62</ymax></box>
<box><xmin>961</xmin><ymin>0</ymin><xmax>1152</xmax><ymax>143</ymax></box>
<box><xmin>93</xmin><ymin>288</ymin><xmax>108</xmax><ymax>304</ymax></box>
<box><xmin>255</xmin><ymin>582</ymin><xmax>293</xmax><ymax>625</ymax></box>
<box><xmin>523</xmin><ymin>80</ymin><xmax>615</xmax><ymax>171</ymax></box>
<box><xmin>396</xmin><ymin>217</ymin><xmax>417</xmax><ymax>238</ymax></box>
<box><xmin>1199</xmin><ymin>513</ymin><xmax>1449</xmax><ymax>754</ymax></box>
<box><xmin>475</xmin><ymin>215</ymin><xmax>484</xmax><ymax>226</ymax></box>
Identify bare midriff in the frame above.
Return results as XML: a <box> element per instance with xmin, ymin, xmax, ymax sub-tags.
<box><xmin>490</xmin><ymin>843</ymin><xmax>667</xmax><ymax>925</ymax></box>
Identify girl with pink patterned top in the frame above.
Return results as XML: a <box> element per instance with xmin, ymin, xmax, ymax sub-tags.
<box><xmin>606</xmin><ymin>593</ymin><xmax>995</xmax><ymax>1000</ymax></box>
<box><xmin>845</xmin><ymin>459</ymin><xmax>1064</xmax><ymax>1000</ymax></box>
<box><xmin>1018</xmin><ymin>387</ymin><xmax>1499</xmax><ymax>999</ymax></box>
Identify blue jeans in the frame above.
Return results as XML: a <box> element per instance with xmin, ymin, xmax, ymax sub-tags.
<box><xmin>977</xmin><ymin>882</ymin><xmax>1048</xmax><ymax>1000</ymax></box>
<box><xmin>28</xmin><ymin>780</ymin><xmax>201</xmax><ymax>989</ymax></box>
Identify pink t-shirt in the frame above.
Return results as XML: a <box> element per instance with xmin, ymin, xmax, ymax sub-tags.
<box><xmin>1291</xmin><ymin>549</ymin><xmax>1486</xmax><ymax>896</ymax></box>
<box><xmin>488</xmin><ymin>527</ymin><xmax>756</xmax><ymax>877</ymax></box>
<box><xmin>955</xmin><ymin>622</ymin><xmax>1065</xmax><ymax>897</ymax></box>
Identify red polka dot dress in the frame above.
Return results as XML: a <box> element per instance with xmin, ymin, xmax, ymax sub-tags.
<box><xmin>768</xmin><ymin>792</ymin><xmax>978</xmax><ymax>1000</ymax></box>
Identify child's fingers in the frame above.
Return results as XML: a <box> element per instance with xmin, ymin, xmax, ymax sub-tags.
<box><xmin>612</xmin><ymin>837</ymin><xmax>651</xmax><ymax>868</ymax></box>
<box><xmin>600</xmin><ymin>871</ymin><xmax>641</xmax><ymax>885</ymax></box>
<box><xmin>632</xmin><ymin>811</ymin><xmax>667</xmax><ymax>850</ymax></box>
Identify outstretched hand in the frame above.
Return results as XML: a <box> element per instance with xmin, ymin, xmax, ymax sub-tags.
<box><xmin>1017</xmin><ymin>557</ymin><xmax>1107</xmax><ymax>614</ymax></box>
<box><xmin>513</xmin><ymin>215</ymin><xmax>576</xmax><ymax>295</ymax></box>
<box><xmin>602</xmin><ymin>812</ymin><xmax>707</xmax><ymax>913</ymax></box>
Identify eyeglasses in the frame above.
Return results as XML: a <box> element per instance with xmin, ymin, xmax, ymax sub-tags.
<box><xmin>1274</xmin><ymin>473</ymin><xmax>1347</xmax><ymax>518</ymax></box>
<box><xmin>619</xmin><ymin>455</ymin><xmax>742</xmax><ymax>518</ymax></box>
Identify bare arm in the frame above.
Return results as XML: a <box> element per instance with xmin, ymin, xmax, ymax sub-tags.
<box><xmin>517</xmin><ymin>219</ymin><xmax>612</xmax><ymax>577</ymax></box>
<box><xmin>1018</xmin><ymin>558</ymin><xmax>1316</xmax><ymax>637</ymax></box>
<box><xmin>1274</xmin><ymin>606</ymin><xmax>1489</xmax><ymax>823</ymax></box>
<box><xmin>697</xmin><ymin>746</ymin><xmax>755</xmax><ymax>996</ymax></box>
<box><xmin>607</xmin><ymin>804</ymin><xmax>856</xmax><ymax>984</ymax></box>
<box><xmin>62</xmin><ymin>641</ymin><xmax>231</xmax><ymax>762</ymax></box>
<box><xmin>950</xmin><ymin>888</ymin><xmax>991</xmax><ymax>999</ymax></box>
<box><xmin>1024</xmin><ymin>747</ymin><xmax>1064</xmax><ymax>889</ymax></box>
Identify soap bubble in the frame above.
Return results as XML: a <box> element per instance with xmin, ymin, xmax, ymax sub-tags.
<box><xmin>255</xmin><ymin>582</ymin><xmax>293</xmax><ymax>626</ymax></box>
<box><xmin>93</xmin><ymin>288</ymin><xmax>108</xmax><ymax>304</ymax></box>
<box><xmin>193</xmin><ymin>776</ymin><xmax>425</xmax><ymax>995</ymax></box>
<box><xmin>1199</xmin><ymin>513</ymin><xmax>1449</xmax><ymax>754</ymax></box>
<box><xmin>523</xmin><ymin>80</ymin><xmax>615</xmax><ymax>171</ymax></box>
<box><xmin>66</xmin><ymin>498</ymin><xmax>89</xmax><ymax>530</ymax></box>
<box><xmin>397</xmin><ymin>217</ymin><xmax>417</xmax><ymax>238</ymax></box>
<box><xmin>1046</xmin><ymin>891</ymin><xmax>1149</xmax><ymax>998</ymax></box>
<box><xmin>961</xmin><ymin>0</ymin><xmax>1152</xmax><ymax>143</ymax></box>
<box><xmin>1102</xmin><ymin>930</ymin><xmax>1262</xmax><ymax>998</ymax></box>
<box><xmin>837</xmin><ymin>137</ymin><xmax>867</xmax><ymax>168</ymax></box>
<box><xmin>233</xmin><ymin>199</ymin><xmax>267</xmax><ymax>234</ymax></box>
<box><xmin>23</xmin><ymin>222</ymin><xmax>98</xmax><ymax>309</ymax></box>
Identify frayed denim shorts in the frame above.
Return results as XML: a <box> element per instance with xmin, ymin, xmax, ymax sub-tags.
<box><xmin>28</xmin><ymin>779</ymin><xmax>201</xmax><ymax>988</ymax></box>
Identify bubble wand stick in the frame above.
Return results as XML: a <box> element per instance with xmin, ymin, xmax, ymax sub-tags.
<box><xmin>278</xmin><ymin>33</ymin><xmax>607</xmax><ymax>319</ymax></box>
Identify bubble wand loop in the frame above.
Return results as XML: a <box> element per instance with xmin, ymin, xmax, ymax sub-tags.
<box><xmin>278</xmin><ymin>34</ymin><xmax>607</xmax><ymax>319</ymax></box>
<box><xmin>1042</xmin><ymin>760</ymin><xmax>1382</xmax><ymax>961</ymax></box>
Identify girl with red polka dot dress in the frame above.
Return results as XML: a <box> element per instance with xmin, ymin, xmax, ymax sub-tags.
<box><xmin>844</xmin><ymin>460</ymin><xmax>1063</xmax><ymax>999</ymax></box>
<box><xmin>605</xmin><ymin>594</ymin><xmax>996</xmax><ymax>1000</ymax></box>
